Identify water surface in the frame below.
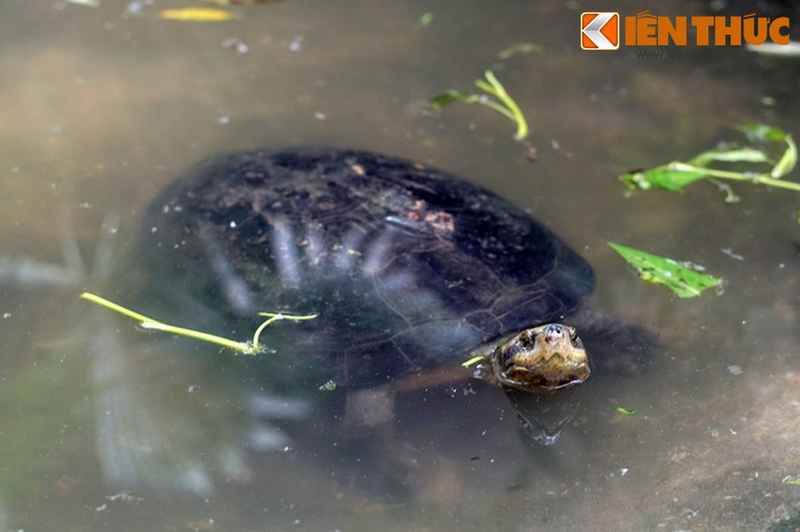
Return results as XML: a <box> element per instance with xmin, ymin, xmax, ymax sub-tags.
<box><xmin>2</xmin><ymin>1</ymin><xmax>800</xmax><ymax>530</ymax></box>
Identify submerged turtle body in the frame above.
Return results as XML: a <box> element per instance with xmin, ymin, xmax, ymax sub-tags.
<box><xmin>140</xmin><ymin>149</ymin><xmax>595</xmax><ymax>392</ymax></box>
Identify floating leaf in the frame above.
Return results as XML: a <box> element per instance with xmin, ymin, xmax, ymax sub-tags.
<box><xmin>736</xmin><ymin>123</ymin><xmax>788</xmax><ymax>143</ymax></box>
<box><xmin>622</xmin><ymin>124</ymin><xmax>800</xmax><ymax>198</ymax></box>
<box><xmin>621</xmin><ymin>163</ymin><xmax>708</xmax><ymax>192</ymax></box>
<box><xmin>429</xmin><ymin>71</ymin><xmax>529</xmax><ymax>140</ymax></box>
<box><xmin>616</xmin><ymin>407</ymin><xmax>637</xmax><ymax>415</ymax></box>
<box><xmin>413</xmin><ymin>12</ymin><xmax>434</xmax><ymax>31</ymax></box>
<box><xmin>691</xmin><ymin>146</ymin><xmax>770</xmax><ymax>166</ymax></box>
<box><xmin>608</xmin><ymin>243</ymin><xmax>723</xmax><ymax>298</ymax></box>
<box><xmin>625</xmin><ymin>146</ymin><xmax>773</xmax><ymax>193</ymax></box>
<box><xmin>429</xmin><ymin>90</ymin><xmax>478</xmax><ymax>111</ymax></box>
<box><xmin>498</xmin><ymin>43</ymin><xmax>544</xmax><ymax>59</ymax></box>
<box><xmin>159</xmin><ymin>8</ymin><xmax>241</xmax><ymax>21</ymax></box>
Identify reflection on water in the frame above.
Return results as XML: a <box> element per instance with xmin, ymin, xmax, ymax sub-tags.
<box><xmin>3</xmin><ymin>0</ymin><xmax>800</xmax><ymax>530</ymax></box>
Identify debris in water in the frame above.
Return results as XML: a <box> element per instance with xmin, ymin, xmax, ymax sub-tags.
<box><xmin>412</xmin><ymin>12</ymin><xmax>434</xmax><ymax>32</ymax></box>
<box><xmin>64</xmin><ymin>0</ymin><xmax>100</xmax><ymax>6</ymax></box>
<box><xmin>203</xmin><ymin>0</ymin><xmax>289</xmax><ymax>4</ymax></box>
<box><xmin>498</xmin><ymin>42</ymin><xmax>545</xmax><ymax>59</ymax></box>
<box><xmin>289</xmin><ymin>34</ymin><xmax>304</xmax><ymax>52</ymax></box>
<box><xmin>222</xmin><ymin>37</ymin><xmax>249</xmax><ymax>53</ymax></box>
<box><xmin>720</xmin><ymin>248</ymin><xmax>744</xmax><ymax>261</ymax></box>
<box><xmin>159</xmin><ymin>8</ymin><xmax>241</xmax><ymax>21</ymax></box>
<box><xmin>318</xmin><ymin>380</ymin><xmax>337</xmax><ymax>391</ymax></box>
<box><xmin>727</xmin><ymin>365</ymin><xmax>743</xmax><ymax>375</ymax></box>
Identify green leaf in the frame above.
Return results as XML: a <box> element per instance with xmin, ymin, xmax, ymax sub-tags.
<box><xmin>616</xmin><ymin>407</ymin><xmax>637</xmax><ymax>415</ymax></box>
<box><xmin>429</xmin><ymin>72</ymin><xmax>529</xmax><ymax>140</ymax></box>
<box><xmin>772</xmin><ymin>134</ymin><xmax>797</xmax><ymax>178</ymax></box>
<box><xmin>621</xmin><ymin>124</ymin><xmax>800</xmax><ymax>201</ymax></box>
<box><xmin>691</xmin><ymin>146</ymin><xmax>771</xmax><ymax>167</ymax></box>
<box><xmin>318</xmin><ymin>380</ymin><xmax>338</xmax><ymax>391</ymax></box>
<box><xmin>429</xmin><ymin>90</ymin><xmax>477</xmax><ymax>111</ymax></box>
<box><xmin>735</xmin><ymin>123</ymin><xmax>788</xmax><ymax>143</ymax></box>
<box><xmin>621</xmin><ymin>162</ymin><xmax>708</xmax><ymax>192</ymax></box>
<box><xmin>412</xmin><ymin>12</ymin><xmax>434</xmax><ymax>31</ymax></box>
<box><xmin>608</xmin><ymin>243</ymin><xmax>723</xmax><ymax>298</ymax></box>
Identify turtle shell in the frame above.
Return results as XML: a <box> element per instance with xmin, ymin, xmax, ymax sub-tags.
<box><xmin>139</xmin><ymin>149</ymin><xmax>595</xmax><ymax>389</ymax></box>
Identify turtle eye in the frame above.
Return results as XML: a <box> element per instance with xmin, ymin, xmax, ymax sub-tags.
<box><xmin>518</xmin><ymin>331</ymin><xmax>534</xmax><ymax>348</ymax></box>
<box><xmin>569</xmin><ymin>329</ymin><xmax>583</xmax><ymax>348</ymax></box>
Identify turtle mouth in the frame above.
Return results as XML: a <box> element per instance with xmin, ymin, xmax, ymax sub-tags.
<box><xmin>492</xmin><ymin>324</ymin><xmax>591</xmax><ymax>393</ymax></box>
<box><xmin>499</xmin><ymin>365</ymin><xmax>590</xmax><ymax>391</ymax></box>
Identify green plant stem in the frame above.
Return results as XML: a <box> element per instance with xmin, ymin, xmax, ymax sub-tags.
<box><xmin>80</xmin><ymin>292</ymin><xmax>252</xmax><ymax>352</ymax></box>
<box><xmin>461</xmin><ymin>355</ymin><xmax>485</xmax><ymax>368</ymax></box>
<box><xmin>140</xmin><ymin>321</ymin><xmax>252</xmax><ymax>353</ymax></box>
<box><xmin>476</xmin><ymin>98</ymin><xmax>517</xmax><ymax>121</ymax></box>
<box><xmin>80</xmin><ymin>292</ymin><xmax>153</xmax><ymax>323</ymax></box>
<box><xmin>477</xmin><ymin>71</ymin><xmax>529</xmax><ymax>140</ymax></box>
<box><xmin>772</xmin><ymin>134</ymin><xmax>797</xmax><ymax>177</ymax></box>
<box><xmin>670</xmin><ymin>162</ymin><xmax>800</xmax><ymax>192</ymax></box>
<box><xmin>252</xmin><ymin>311</ymin><xmax>317</xmax><ymax>347</ymax></box>
<box><xmin>430</xmin><ymin>72</ymin><xmax>529</xmax><ymax>140</ymax></box>
<box><xmin>81</xmin><ymin>292</ymin><xmax>319</xmax><ymax>356</ymax></box>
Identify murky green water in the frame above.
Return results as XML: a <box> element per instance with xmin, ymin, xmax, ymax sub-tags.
<box><xmin>3</xmin><ymin>0</ymin><xmax>800</xmax><ymax>530</ymax></box>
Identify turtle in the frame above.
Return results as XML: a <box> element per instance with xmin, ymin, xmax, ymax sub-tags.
<box><xmin>131</xmin><ymin>148</ymin><xmax>658</xmax><ymax>496</ymax></box>
<box><xmin>138</xmin><ymin>148</ymin><xmax>614</xmax><ymax>400</ymax></box>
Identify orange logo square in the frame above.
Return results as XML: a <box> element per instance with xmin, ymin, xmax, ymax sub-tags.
<box><xmin>581</xmin><ymin>12</ymin><xmax>620</xmax><ymax>50</ymax></box>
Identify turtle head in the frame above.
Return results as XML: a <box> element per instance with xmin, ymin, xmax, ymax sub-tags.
<box><xmin>491</xmin><ymin>324</ymin><xmax>591</xmax><ymax>392</ymax></box>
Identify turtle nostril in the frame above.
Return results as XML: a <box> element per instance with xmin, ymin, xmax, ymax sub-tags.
<box><xmin>544</xmin><ymin>325</ymin><xmax>565</xmax><ymax>344</ymax></box>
